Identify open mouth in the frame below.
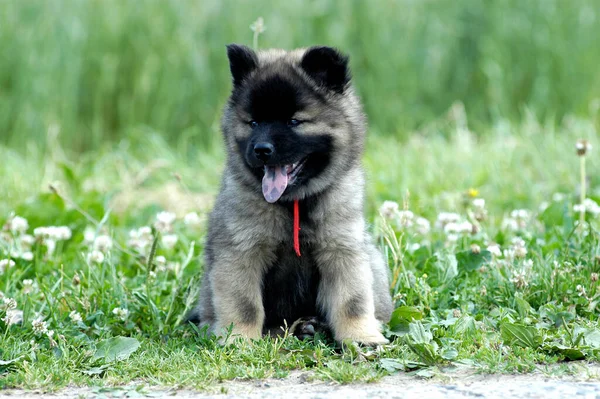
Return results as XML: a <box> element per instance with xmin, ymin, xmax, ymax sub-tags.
<box><xmin>262</xmin><ymin>158</ymin><xmax>307</xmax><ymax>203</ymax></box>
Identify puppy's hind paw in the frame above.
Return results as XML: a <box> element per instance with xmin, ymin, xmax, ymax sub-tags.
<box><xmin>289</xmin><ymin>317</ymin><xmax>330</xmax><ymax>341</ymax></box>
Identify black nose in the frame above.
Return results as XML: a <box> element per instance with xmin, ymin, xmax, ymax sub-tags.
<box><xmin>254</xmin><ymin>142</ymin><xmax>275</xmax><ymax>162</ymax></box>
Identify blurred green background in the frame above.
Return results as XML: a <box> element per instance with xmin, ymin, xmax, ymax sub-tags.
<box><xmin>1</xmin><ymin>0</ymin><xmax>599</xmax><ymax>152</ymax></box>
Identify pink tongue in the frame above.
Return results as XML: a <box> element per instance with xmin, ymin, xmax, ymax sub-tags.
<box><xmin>262</xmin><ymin>165</ymin><xmax>288</xmax><ymax>203</ymax></box>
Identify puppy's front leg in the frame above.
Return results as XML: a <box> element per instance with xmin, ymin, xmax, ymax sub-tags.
<box><xmin>315</xmin><ymin>243</ymin><xmax>388</xmax><ymax>345</ymax></box>
<box><xmin>209</xmin><ymin>248</ymin><xmax>271</xmax><ymax>342</ymax></box>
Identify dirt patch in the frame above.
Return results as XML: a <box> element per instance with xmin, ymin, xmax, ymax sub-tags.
<box><xmin>3</xmin><ymin>365</ymin><xmax>600</xmax><ymax>399</ymax></box>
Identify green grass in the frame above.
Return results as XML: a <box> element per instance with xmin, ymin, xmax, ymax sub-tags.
<box><xmin>2</xmin><ymin>0</ymin><xmax>600</xmax><ymax>151</ymax></box>
<box><xmin>2</xmin><ymin>0</ymin><xmax>600</xmax><ymax>390</ymax></box>
<box><xmin>1</xmin><ymin>114</ymin><xmax>599</xmax><ymax>390</ymax></box>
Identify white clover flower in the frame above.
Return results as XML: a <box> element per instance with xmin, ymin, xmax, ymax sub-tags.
<box><xmin>93</xmin><ymin>235</ymin><xmax>113</xmax><ymax>253</ymax></box>
<box><xmin>511</xmin><ymin>237</ymin><xmax>528</xmax><ymax>259</ymax></box>
<box><xmin>446</xmin><ymin>234</ymin><xmax>459</xmax><ymax>243</ymax></box>
<box><xmin>397</xmin><ymin>210</ymin><xmax>414</xmax><ymax>228</ymax></box>
<box><xmin>2</xmin><ymin>309</ymin><xmax>23</xmax><ymax>326</ymax></box>
<box><xmin>0</xmin><ymin>259</ymin><xmax>16</xmax><ymax>274</ymax></box>
<box><xmin>406</xmin><ymin>243</ymin><xmax>421</xmax><ymax>252</ymax></box>
<box><xmin>444</xmin><ymin>222</ymin><xmax>460</xmax><ymax>235</ymax></box>
<box><xmin>11</xmin><ymin>216</ymin><xmax>30</xmax><ymax>234</ymax></box>
<box><xmin>510</xmin><ymin>209</ymin><xmax>530</xmax><ymax>220</ymax></box>
<box><xmin>472</xmin><ymin>199</ymin><xmax>486</xmax><ymax>209</ymax></box>
<box><xmin>0</xmin><ymin>231</ymin><xmax>12</xmax><ymax>244</ymax></box>
<box><xmin>155</xmin><ymin>255</ymin><xmax>166</xmax><ymax>269</ymax></box>
<box><xmin>138</xmin><ymin>226</ymin><xmax>152</xmax><ymax>236</ymax></box>
<box><xmin>55</xmin><ymin>226</ymin><xmax>72</xmax><ymax>240</ymax></box>
<box><xmin>127</xmin><ymin>226</ymin><xmax>154</xmax><ymax>254</ymax></box>
<box><xmin>576</xmin><ymin>284</ymin><xmax>587</xmax><ymax>297</ymax></box>
<box><xmin>514</xmin><ymin>247</ymin><xmax>527</xmax><ymax>259</ymax></box>
<box><xmin>250</xmin><ymin>16</ymin><xmax>266</xmax><ymax>34</ymax></box>
<box><xmin>83</xmin><ymin>226</ymin><xmax>96</xmax><ymax>244</ymax></box>
<box><xmin>22</xmin><ymin>279</ymin><xmax>34</xmax><ymax>294</ymax></box>
<box><xmin>576</xmin><ymin>139</ymin><xmax>592</xmax><ymax>156</ymax></box>
<box><xmin>161</xmin><ymin>234</ymin><xmax>178</xmax><ymax>250</ymax></box>
<box><xmin>457</xmin><ymin>221</ymin><xmax>473</xmax><ymax>234</ymax></box>
<box><xmin>69</xmin><ymin>310</ymin><xmax>83</xmax><ymax>323</ymax></box>
<box><xmin>552</xmin><ymin>193</ymin><xmax>566</xmax><ymax>202</ymax></box>
<box><xmin>487</xmin><ymin>243</ymin><xmax>502</xmax><ymax>257</ymax></box>
<box><xmin>21</xmin><ymin>252</ymin><xmax>34</xmax><ymax>261</ymax></box>
<box><xmin>154</xmin><ymin>211</ymin><xmax>176</xmax><ymax>233</ymax></box>
<box><xmin>574</xmin><ymin>199</ymin><xmax>600</xmax><ymax>217</ymax></box>
<box><xmin>472</xmin><ymin>198</ymin><xmax>488</xmax><ymax>221</ymax></box>
<box><xmin>20</xmin><ymin>234</ymin><xmax>35</xmax><ymax>249</ymax></box>
<box><xmin>33</xmin><ymin>226</ymin><xmax>71</xmax><ymax>256</ymax></box>
<box><xmin>112</xmin><ymin>307</ymin><xmax>130</xmax><ymax>321</ymax></box>
<box><xmin>415</xmin><ymin>217</ymin><xmax>431</xmax><ymax>235</ymax></box>
<box><xmin>183</xmin><ymin>212</ymin><xmax>202</xmax><ymax>226</ymax></box>
<box><xmin>523</xmin><ymin>259</ymin><xmax>534</xmax><ymax>268</ymax></box>
<box><xmin>436</xmin><ymin>212</ymin><xmax>461</xmax><ymax>228</ymax></box>
<box><xmin>501</xmin><ymin>218</ymin><xmax>519</xmax><ymax>232</ymax></box>
<box><xmin>32</xmin><ymin>317</ymin><xmax>48</xmax><ymax>335</ymax></box>
<box><xmin>6</xmin><ymin>215</ymin><xmax>29</xmax><ymax>235</ymax></box>
<box><xmin>2</xmin><ymin>297</ymin><xmax>17</xmax><ymax>311</ymax></box>
<box><xmin>538</xmin><ymin>201</ymin><xmax>549</xmax><ymax>212</ymax></box>
<box><xmin>511</xmin><ymin>269</ymin><xmax>529</xmax><ymax>289</ymax></box>
<box><xmin>511</xmin><ymin>237</ymin><xmax>525</xmax><ymax>247</ymax></box>
<box><xmin>87</xmin><ymin>250</ymin><xmax>104</xmax><ymax>264</ymax></box>
<box><xmin>379</xmin><ymin>201</ymin><xmax>399</xmax><ymax>220</ymax></box>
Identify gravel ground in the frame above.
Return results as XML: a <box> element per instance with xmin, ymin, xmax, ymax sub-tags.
<box><xmin>3</xmin><ymin>367</ymin><xmax>600</xmax><ymax>399</ymax></box>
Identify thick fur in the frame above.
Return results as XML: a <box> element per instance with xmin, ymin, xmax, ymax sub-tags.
<box><xmin>189</xmin><ymin>44</ymin><xmax>393</xmax><ymax>344</ymax></box>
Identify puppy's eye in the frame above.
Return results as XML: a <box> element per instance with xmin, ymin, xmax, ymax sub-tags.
<box><xmin>249</xmin><ymin>120</ymin><xmax>259</xmax><ymax>128</ymax></box>
<box><xmin>287</xmin><ymin>119</ymin><xmax>302</xmax><ymax>127</ymax></box>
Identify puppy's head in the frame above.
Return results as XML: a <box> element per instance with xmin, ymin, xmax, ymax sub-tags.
<box><xmin>222</xmin><ymin>44</ymin><xmax>365</xmax><ymax>203</ymax></box>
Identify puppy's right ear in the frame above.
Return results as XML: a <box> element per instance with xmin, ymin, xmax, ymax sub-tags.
<box><xmin>226</xmin><ymin>44</ymin><xmax>258</xmax><ymax>86</ymax></box>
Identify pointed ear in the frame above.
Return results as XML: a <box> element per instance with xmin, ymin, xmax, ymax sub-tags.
<box><xmin>226</xmin><ymin>44</ymin><xmax>258</xmax><ymax>86</ymax></box>
<box><xmin>300</xmin><ymin>46</ymin><xmax>350</xmax><ymax>93</ymax></box>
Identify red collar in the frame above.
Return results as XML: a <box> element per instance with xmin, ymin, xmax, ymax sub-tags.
<box><xmin>293</xmin><ymin>199</ymin><xmax>301</xmax><ymax>257</ymax></box>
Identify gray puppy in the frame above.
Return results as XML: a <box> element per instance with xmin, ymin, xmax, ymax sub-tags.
<box><xmin>188</xmin><ymin>44</ymin><xmax>392</xmax><ymax>345</ymax></box>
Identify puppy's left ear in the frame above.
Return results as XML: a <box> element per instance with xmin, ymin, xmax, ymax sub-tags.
<box><xmin>226</xmin><ymin>44</ymin><xmax>258</xmax><ymax>86</ymax></box>
<box><xmin>300</xmin><ymin>46</ymin><xmax>350</xmax><ymax>93</ymax></box>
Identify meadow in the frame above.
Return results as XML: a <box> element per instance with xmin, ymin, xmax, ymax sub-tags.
<box><xmin>1</xmin><ymin>0</ymin><xmax>600</xmax><ymax>391</ymax></box>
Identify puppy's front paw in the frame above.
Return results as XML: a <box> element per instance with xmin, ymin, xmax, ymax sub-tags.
<box><xmin>214</xmin><ymin>323</ymin><xmax>261</xmax><ymax>345</ymax></box>
<box><xmin>334</xmin><ymin>317</ymin><xmax>389</xmax><ymax>346</ymax></box>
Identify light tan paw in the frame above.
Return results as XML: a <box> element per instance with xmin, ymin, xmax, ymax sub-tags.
<box><xmin>333</xmin><ymin>317</ymin><xmax>389</xmax><ymax>346</ymax></box>
<box><xmin>214</xmin><ymin>323</ymin><xmax>261</xmax><ymax>345</ymax></box>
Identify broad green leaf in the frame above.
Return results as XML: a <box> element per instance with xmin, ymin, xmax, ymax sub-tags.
<box><xmin>389</xmin><ymin>306</ymin><xmax>423</xmax><ymax>333</ymax></box>
<box><xmin>438</xmin><ymin>253</ymin><xmax>458</xmax><ymax>283</ymax></box>
<box><xmin>456</xmin><ymin>250</ymin><xmax>491</xmax><ymax>272</ymax></box>
<box><xmin>414</xmin><ymin>367</ymin><xmax>436</xmax><ymax>378</ymax></box>
<box><xmin>500</xmin><ymin>323</ymin><xmax>541</xmax><ymax>349</ymax></box>
<box><xmin>543</xmin><ymin>344</ymin><xmax>586</xmax><ymax>361</ymax></box>
<box><xmin>582</xmin><ymin>328</ymin><xmax>600</xmax><ymax>349</ymax></box>
<box><xmin>379</xmin><ymin>358</ymin><xmax>405</xmax><ymax>372</ymax></box>
<box><xmin>454</xmin><ymin>315</ymin><xmax>476</xmax><ymax>338</ymax></box>
<box><xmin>441</xmin><ymin>348</ymin><xmax>458</xmax><ymax>360</ymax></box>
<box><xmin>92</xmin><ymin>337</ymin><xmax>141</xmax><ymax>363</ymax></box>
<box><xmin>408</xmin><ymin>321</ymin><xmax>432</xmax><ymax>344</ymax></box>
<box><xmin>406</xmin><ymin>342</ymin><xmax>439</xmax><ymax>366</ymax></box>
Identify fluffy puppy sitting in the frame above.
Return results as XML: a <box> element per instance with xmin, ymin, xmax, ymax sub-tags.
<box><xmin>187</xmin><ymin>44</ymin><xmax>392</xmax><ymax>345</ymax></box>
